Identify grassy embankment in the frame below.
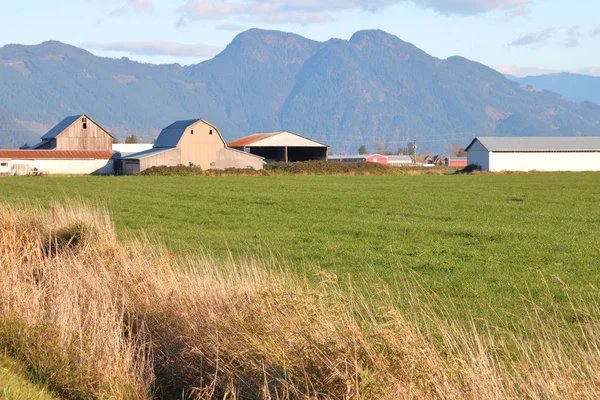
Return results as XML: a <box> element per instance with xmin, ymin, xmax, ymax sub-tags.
<box><xmin>1</xmin><ymin>201</ymin><xmax>600</xmax><ymax>399</ymax></box>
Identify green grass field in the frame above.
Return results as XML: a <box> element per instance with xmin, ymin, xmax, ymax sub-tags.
<box><xmin>2</xmin><ymin>173</ymin><xmax>599</xmax><ymax>325</ymax></box>
<box><xmin>0</xmin><ymin>355</ymin><xmax>59</xmax><ymax>400</ymax></box>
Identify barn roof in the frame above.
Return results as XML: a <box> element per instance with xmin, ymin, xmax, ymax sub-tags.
<box><xmin>386</xmin><ymin>155</ymin><xmax>413</xmax><ymax>162</ymax></box>
<box><xmin>41</xmin><ymin>114</ymin><xmax>113</xmax><ymax>140</ymax></box>
<box><xmin>121</xmin><ymin>147</ymin><xmax>177</xmax><ymax>160</ymax></box>
<box><xmin>466</xmin><ymin>137</ymin><xmax>600</xmax><ymax>152</ymax></box>
<box><xmin>0</xmin><ymin>150</ymin><xmax>112</xmax><ymax>159</ymax></box>
<box><xmin>153</xmin><ymin>119</ymin><xmax>201</xmax><ymax>148</ymax></box>
<box><xmin>228</xmin><ymin>131</ymin><xmax>328</xmax><ymax>148</ymax></box>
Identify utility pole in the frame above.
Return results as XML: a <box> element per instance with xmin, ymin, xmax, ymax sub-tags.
<box><xmin>413</xmin><ymin>140</ymin><xmax>417</xmax><ymax>165</ymax></box>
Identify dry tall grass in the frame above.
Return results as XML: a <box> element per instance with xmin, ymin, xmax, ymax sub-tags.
<box><xmin>1</xmin><ymin>203</ymin><xmax>599</xmax><ymax>399</ymax></box>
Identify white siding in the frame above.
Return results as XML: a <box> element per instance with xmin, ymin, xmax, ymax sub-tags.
<box><xmin>489</xmin><ymin>152</ymin><xmax>600</xmax><ymax>172</ymax></box>
<box><xmin>112</xmin><ymin>143</ymin><xmax>153</xmax><ymax>153</ymax></box>
<box><xmin>9</xmin><ymin>159</ymin><xmax>113</xmax><ymax>175</ymax></box>
<box><xmin>466</xmin><ymin>140</ymin><xmax>489</xmax><ymax>171</ymax></box>
<box><xmin>0</xmin><ymin>160</ymin><xmax>11</xmax><ymax>174</ymax></box>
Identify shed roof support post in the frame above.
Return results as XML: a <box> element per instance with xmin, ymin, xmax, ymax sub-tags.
<box><xmin>285</xmin><ymin>146</ymin><xmax>288</xmax><ymax>162</ymax></box>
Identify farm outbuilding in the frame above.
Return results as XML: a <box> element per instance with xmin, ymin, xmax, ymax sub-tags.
<box><xmin>446</xmin><ymin>157</ymin><xmax>468</xmax><ymax>167</ymax></box>
<box><xmin>328</xmin><ymin>155</ymin><xmax>367</xmax><ymax>162</ymax></box>
<box><xmin>0</xmin><ymin>150</ymin><xmax>113</xmax><ymax>175</ymax></box>
<box><xmin>228</xmin><ymin>131</ymin><xmax>328</xmax><ymax>162</ymax></box>
<box><xmin>364</xmin><ymin>154</ymin><xmax>413</xmax><ymax>166</ymax></box>
<box><xmin>466</xmin><ymin>137</ymin><xmax>600</xmax><ymax>172</ymax></box>
<box><xmin>28</xmin><ymin>114</ymin><xmax>113</xmax><ymax>151</ymax></box>
<box><xmin>121</xmin><ymin>119</ymin><xmax>264</xmax><ymax>174</ymax></box>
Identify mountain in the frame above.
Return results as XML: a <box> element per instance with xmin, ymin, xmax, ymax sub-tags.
<box><xmin>1</xmin><ymin>30</ymin><xmax>600</xmax><ymax>153</ymax></box>
<box><xmin>509</xmin><ymin>73</ymin><xmax>600</xmax><ymax>105</ymax></box>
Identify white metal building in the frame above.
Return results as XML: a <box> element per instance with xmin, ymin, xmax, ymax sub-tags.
<box><xmin>466</xmin><ymin>137</ymin><xmax>600</xmax><ymax>172</ymax></box>
<box><xmin>0</xmin><ymin>150</ymin><xmax>113</xmax><ymax>175</ymax></box>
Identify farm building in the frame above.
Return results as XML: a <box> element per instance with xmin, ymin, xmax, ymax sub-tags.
<box><xmin>28</xmin><ymin>114</ymin><xmax>113</xmax><ymax>150</ymax></box>
<box><xmin>364</xmin><ymin>154</ymin><xmax>413</xmax><ymax>166</ymax></box>
<box><xmin>0</xmin><ymin>150</ymin><xmax>113</xmax><ymax>175</ymax></box>
<box><xmin>466</xmin><ymin>137</ymin><xmax>600</xmax><ymax>172</ymax></box>
<box><xmin>446</xmin><ymin>157</ymin><xmax>468</xmax><ymax>167</ymax></box>
<box><xmin>228</xmin><ymin>131</ymin><xmax>328</xmax><ymax>162</ymax></box>
<box><xmin>121</xmin><ymin>119</ymin><xmax>264</xmax><ymax>174</ymax></box>
<box><xmin>328</xmin><ymin>155</ymin><xmax>367</xmax><ymax>162</ymax></box>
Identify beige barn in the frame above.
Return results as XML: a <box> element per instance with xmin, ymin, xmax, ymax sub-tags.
<box><xmin>29</xmin><ymin>114</ymin><xmax>113</xmax><ymax>150</ymax></box>
<box><xmin>121</xmin><ymin>119</ymin><xmax>264</xmax><ymax>174</ymax></box>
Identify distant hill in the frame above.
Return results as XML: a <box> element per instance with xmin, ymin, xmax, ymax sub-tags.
<box><xmin>1</xmin><ymin>30</ymin><xmax>600</xmax><ymax>153</ymax></box>
<box><xmin>510</xmin><ymin>73</ymin><xmax>600</xmax><ymax>104</ymax></box>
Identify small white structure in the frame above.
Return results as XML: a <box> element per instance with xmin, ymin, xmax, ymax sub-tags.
<box><xmin>112</xmin><ymin>143</ymin><xmax>154</xmax><ymax>155</ymax></box>
<box><xmin>0</xmin><ymin>150</ymin><xmax>113</xmax><ymax>175</ymax></box>
<box><xmin>466</xmin><ymin>137</ymin><xmax>600</xmax><ymax>172</ymax></box>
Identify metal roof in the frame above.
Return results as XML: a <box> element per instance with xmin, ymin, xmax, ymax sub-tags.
<box><xmin>153</xmin><ymin>119</ymin><xmax>200</xmax><ymax>148</ymax></box>
<box><xmin>328</xmin><ymin>154</ymin><xmax>366</xmax><ymax>160</ymax></box>
<box><xmin>40</xmin><ymin>114</ymin><xmax>113</xmax><ymax>140</ymax></box>
<box><xmin>41</xmin><ymin>115</ymin><xmax>81</xmax><ymax>139</ymax></box>
<box><xmin>0</xmin><ymin>150</ymin><xmax>112</xmax><ymax>159</ymax></box>
<box><xmin>228</xmin><ymin>131</ymin><xmax>328</xmax><ymax>148</ymax></box>
<box><xmin>121</xmin><ymin>147</ymin><xmax>177</xmax><ymax>160</ymax></box>
<box><xmin>386</xmin><ymin>155</ymin><xmax>413</xmax><ymax>162</ymax></box>
<box><xmin>466</xmin><ymin>137</ymin><xmax>600</xmax><ymax>152</ymax></box>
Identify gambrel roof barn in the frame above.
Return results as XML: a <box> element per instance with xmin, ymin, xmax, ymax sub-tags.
<box><xmin>121</xmin><ymin>119</ymin><xmax>264</xmax><ymax>174</ymax></box>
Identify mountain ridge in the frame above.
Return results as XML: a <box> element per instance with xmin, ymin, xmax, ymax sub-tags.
<box><xmin>1</xmin><ymin>29</ymin><xmax>599</xmax><ymax>153</ymax></box>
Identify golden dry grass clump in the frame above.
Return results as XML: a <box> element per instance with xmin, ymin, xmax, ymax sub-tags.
<box><xmin>1</xmin><ymin>203</ymin><xmax>599</xmax><ymax>399</ymax></box>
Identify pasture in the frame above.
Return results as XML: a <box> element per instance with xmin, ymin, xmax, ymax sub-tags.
<box><xmin>1</xmin><ymin>173</ymin><xmax>599</xmax><ymax>325</ymax></box>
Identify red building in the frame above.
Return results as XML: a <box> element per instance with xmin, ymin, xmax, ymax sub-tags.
<box><xmin>446</xmin><ymin>157</ymin><xmax>468</xmax><ymax>167</ymax></box>
<box><xmin>365</xmin><ymin>154</ymin><xmax>388</xmax><ymax>165</ymax></box>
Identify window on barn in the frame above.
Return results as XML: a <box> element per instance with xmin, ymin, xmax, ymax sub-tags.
<box><xmin>209</xmin><ymin>130</ymin><xmax>213</xmax><ymax>135</ymax></box>
<box><xmin>191</xmin><ymin>130</ymin><xmax>194</xmax><ymax>135</ymax></box>
<box><xmin>82</xmin><ymin>117</ymin><xmax>87</xmax><ymax>129</ymax></box>
<box><xmin>0</xmin><ymin>162</ymin><xmax>7</xmax><ymax>167</ymax></box>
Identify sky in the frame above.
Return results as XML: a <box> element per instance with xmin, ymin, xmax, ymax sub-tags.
<box><xmin>0</xmin><ymin>0</ymin><xmax>599</xmax><ymax>76</ymax></box>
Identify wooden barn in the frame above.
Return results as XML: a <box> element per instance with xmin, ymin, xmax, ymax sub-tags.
<box><xmin>228</xmin><ymin>131</ymin><xmax>328</xmax><ymax>162</ymax></box>
<box><xmin>121</xmin><ymin>119</ymin><xmax>264</xmax><ymax>174</ymax></box>
<box><xmin>28</xmin><ymin>114</ymin><xmax>113</xmax><ymax>150</ymax></box>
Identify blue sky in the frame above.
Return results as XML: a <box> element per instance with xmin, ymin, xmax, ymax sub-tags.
<box><xmin>0</xmin><ymin>0</ymin><xmax>598</xmax><ymax>76</ymax></box>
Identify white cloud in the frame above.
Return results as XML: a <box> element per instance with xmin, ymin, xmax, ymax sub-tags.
<box><xmin>130</xmin><ymin>0</ymin><xmax>152</xmax><ymax>12</ymax></box>
<box><xmin>217</xmin><ymin>23</ymin><xmax>247</xmax><ymax>31</ymax></box>
<box><xmin>495</xmin><ymin>64</ymin><xmax>600</xmax><ymax>77</ymax></box>
<box><xmin>592</xmin><ymin>25</ymin><xmax>600</xmax><ymax>37</ymax></box>
<box><xmin>83</xmin><ymin>41</ymin><xmax>221</xmax><ymax>58</ymax></box>
<box><xmin>178</xmin><ymin>0</ymin><xmax>534</xmax><ymax>25</ymax></box>
<box><xmin>509</xmin><ymin>26</ymin><xmax>582</xmax><ymax>47</ymax></box>
<box><xmin>509</xmin><ymin>27</ymin><xmax>559</xmax><ymax>46</ymax></box>
<box><xmin>565</xmin><ymin>27</ymin><xmax>581</xmax><ymax>48</ymax></box>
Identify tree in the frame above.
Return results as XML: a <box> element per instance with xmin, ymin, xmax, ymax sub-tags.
<box><xmin>358</xmin><ymin>145</ymin><xmax>368</xmax><ymax>155</ymax></box>
<box><xmin>125</xmin><ymin>134</ymin><xmax>139</xmax><ymax>144</ymax></box>
<box><xmin>448</xmin><ymin>142</ymin><xmax>467</xmax><ymax>157</ymax></box>
<box><xmin>112</xmin><ymin>137</ymin><xmax>120</xmax><ymax>144</ymax></box>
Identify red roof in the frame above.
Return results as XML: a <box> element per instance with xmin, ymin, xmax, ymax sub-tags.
<box><xmin>228</xmin><ymin>133</ymin><xmax>279</xmax><ymax>147</ymax></box>
<box><xmin>0</xmin><ymin>150</ymin><xmax>112</xmax><ymax>160</ymax></box>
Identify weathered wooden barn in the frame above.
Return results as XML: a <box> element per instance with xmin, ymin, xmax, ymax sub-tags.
<box><xmin>121</xmin><ymin>119</ymin><xmax>264</xmax><ymax>174</ymax></box>
<box><xmin>228</xmin><ymin>131</ymin><xmax>328</xmax><ymax>162</ymax></box>
<box><xmin>29</xmin><ymin>114</ymin><xmax>113</xmax><ymax>150</ymax></box>
<box><xmin>466</xmin><ymin>137</ymin><xmax>600</xmax><ymax>172</ymax></box>
<box><xmin>0</xmin><ymin>150</ymin><xmax>113</xmax><ymax>175</ymax></box>
<box><xmin>0</xmin><ymin>114</ymin><xmax>114</xmax><ymax>175</ymax></box>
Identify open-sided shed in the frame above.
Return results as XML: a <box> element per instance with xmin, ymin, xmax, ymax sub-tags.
<box><xmin>228</xmin><ymin>131</ymin><xmax>328</xmax><ymax>162</ymax></box>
